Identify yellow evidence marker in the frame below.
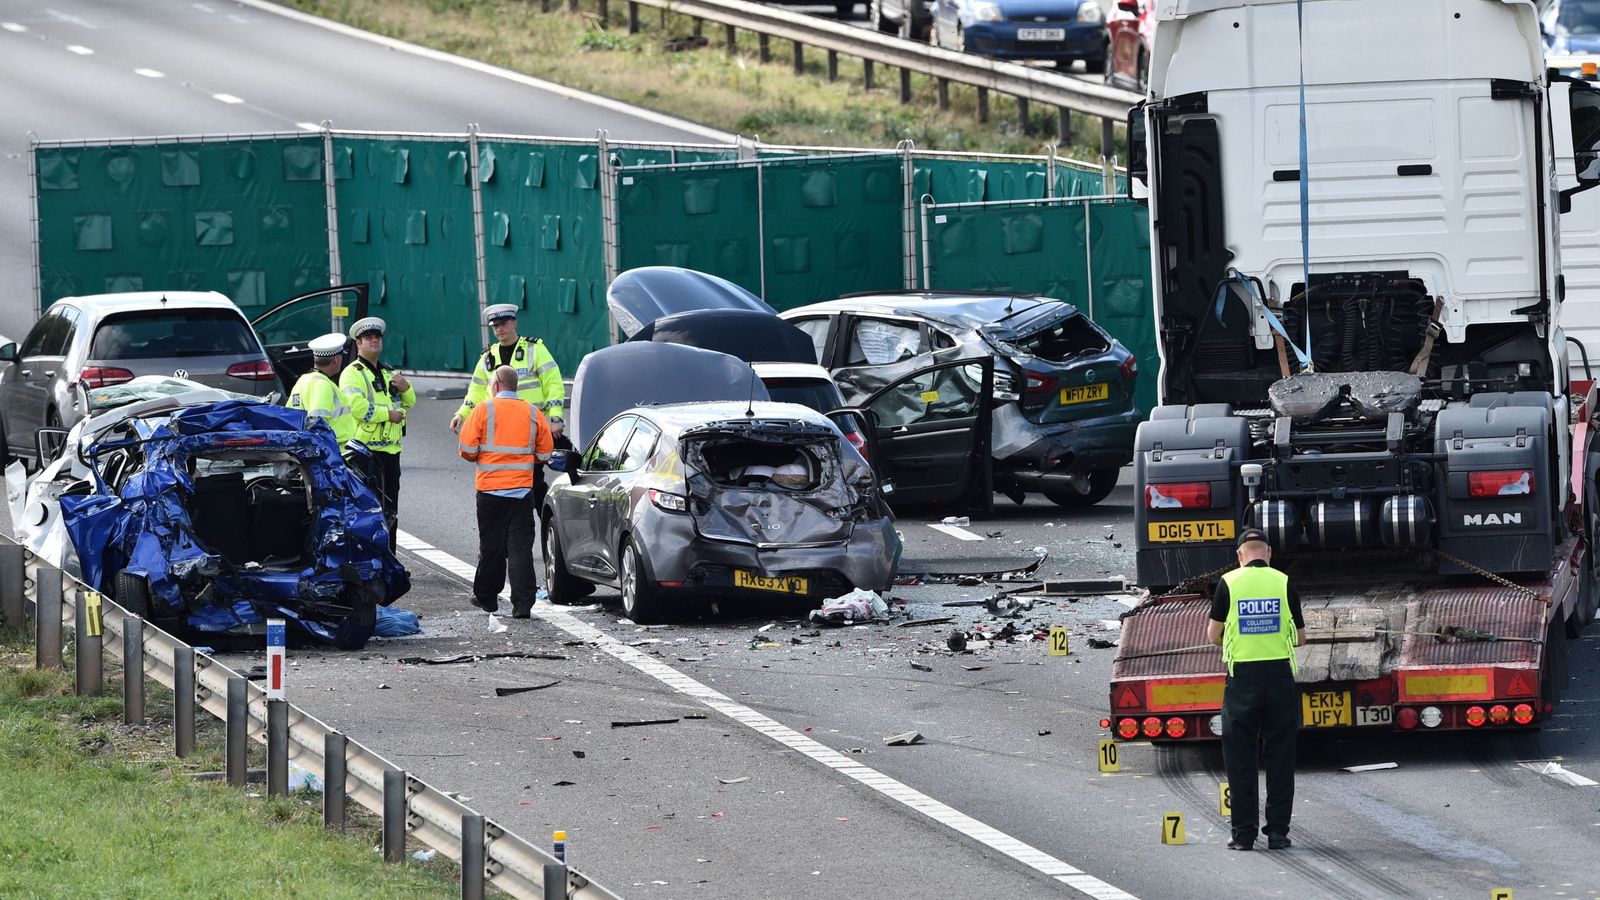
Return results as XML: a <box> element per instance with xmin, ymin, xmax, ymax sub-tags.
<box><xmin>1161</xmin><ymin>812</ymin><xmax>1186</xmax><ymax>845</ymax></box>
<box><xmin>1049</xmin><ymin>626</ymin><xmax>1069</xmax><ymax>656</ymax></box>
<box><xmin>1096</xmin><ymin>739</ymin><xmax>1120</xmax><ymax>773</ymax></box>
<box><xmin>1219</xmin><ymin>783</ymin><xmax>1231</xmax><ymax>817</ymax></box>
<box><xmin>1491</xmin><ymin>891</ymin><xmax>1512</xmax><ymax>900</ymax></box>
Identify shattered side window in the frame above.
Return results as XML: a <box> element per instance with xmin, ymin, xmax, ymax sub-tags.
<box><xmin>869</xmin><ymin>364</ymin><xmax>983</xmax><ymax>428</ymax></box>
<box><xmin>1007</xmin><ymin>314</ymin><xmax>1110</xmax><ymax>362</ymax></box>
<box><xmin>847</xmin><ymin>318</ymin><xmax>924</xmax><ymax>366</ymax></box>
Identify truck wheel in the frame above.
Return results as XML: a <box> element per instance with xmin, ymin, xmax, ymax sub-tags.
<box><xmin>543</xmin><ymin>519</ymin><xmax>593</xmax><ymax>605</ymax></box>
<box><xmin>1044</xmin><ymin>467</ymin><xmax>1120</xmax><ymax>508</ymax></box>
<box><xmin>873</xmin><ymin>0</ymin><xmax>896</xmax><ymax>34</ymax></box>
<box><xmin>1572</xmin><ymin>544</ymin><xmax>1598</xmax><ymax>635</ymax></box>
<box><xmin>620</xmin><ymin>538</ymin><xmax>664</xmax><ymax>625</ymax></box>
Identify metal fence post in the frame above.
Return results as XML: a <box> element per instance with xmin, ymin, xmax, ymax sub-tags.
<box><xmin>544</xmin><ymin>862</ymin><xmax>568</xmax><ymax>900</ymax></box>
<box><xmin>122</xmin><ymin>614</ymin><xmax>144</xmax><ymax>723</ymax></box>
<box><xmin>74</xmin><ymin>589</ymin><xmax>103</xmax><ymax>696</ymax></box>
<box><xmin>226</xmin><ymin>676</ymin><xmax>248</xmax><ymax>787</ymax></box>
<box><xmin>1058</xmin><ymin>107</ymin><xmax>1072</xmax><ymax>146</ymax></box>
<box><xmin>383</xmin><ymin>769</ymin><xmax>407</xmax><ymax>862</ymax></box>
<box><xmin>899</xmin><ymin>67</ymin><xmax>912</xmax><ymax>104</ymax></box>
<box><xmin>324</xmin><ymin>732</ymin><xmax>347</xmax><ymax>830</ymax></box>
<box><xmin>827</xmin><ymin>49</ymin><xmax>838</xmax><ymax>81</ymax></box>
<box><xmin>461</xmin><ymin>814</ymin><xmax>486</xmax><ymax>900</ymax></box>
<box><xmin>34</xmin><ymin>564</ymin><xmax>62</xmax><ymax>669</ymax></box>
<box><xmin>267</xmin><ymin>699</ymin><xmax>289</xmax><ymax>796</ymax></box>
<box><xmin>0</xmin><ymin>542</ymin><xmax>23</xmax><ymax>628</ymax></box>
<box><xmin>628</xmin><ymin>1</ymin><xmax>638</xmax><ymax>33</ymax></box>
<box><xmin>976</xmin><ymin>87</ymin><xmax>989</xmax><ymax>123</ymax></box>
<box><xmin>864</xmin><ymin>58</ymin><xmax>874</xmax><ymax>91</ymax></box>
<box><xmin>1017</xmin><ymin>96</ymin><xmax>1031</xmax><ymax>135</ymax></box>
<box><xmin>174</xmin><ymin>646</ymin><xmax>195</xmax><ymax>757</ymax></box>
<box><xmin>1100</xmin><ymin>116</ymin><xmax>1117</xmax><ymax>172</ymax></box>
<box><xmin>321</xmin><ymin>122</ymin><xmax>344</xmax><ymax>301</ymax></box>
<box><xmin>466</xmin><ymin>124</ymin><xmax>490</xmax><ymax>347</ymax></box>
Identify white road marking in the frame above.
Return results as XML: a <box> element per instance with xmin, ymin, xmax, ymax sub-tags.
<box><xmin>228</xmin><ymin>0</ymin><xmax>734</xmax><ymax>142</ymax></box>
<box><xmin>0</xmin><ymin>22</ymin><xmax>26</xmax><ymax>33</ymax></box>
<box><xmin>192</xmin><ymin>3</ymin><xmax>214</xmax><ymax>11</ymax></box>
<box><xmin>134</xmin><ymin>68</ymin><xmax>165</xmax><ymax>79</ymax></box>
<box><xmin>396</xmin><ymin>529</ymin><xmax>1140</xmax><ymax>900</ymax></box>
<box><xmin>46</xmin><ymin>8</ymin><xmax>97</xmax><ymax>29</ymax></box>
<box><xmin>64</xmin><ymin>44</ymin><xmax>93</xmax><ymax>55</ymax></box>
<box><xmin>928</xmin><ymin>523</ymin><xmax>985</xmax><ymax>541</ymax></box>
<box><xmin>212</xmin><ymin>93</ymin><xmax>244</xmax><ymax>104</ymax></box>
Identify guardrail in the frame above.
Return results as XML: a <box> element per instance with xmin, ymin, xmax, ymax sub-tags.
<box><xmin>551</xmin><ymin>0</ymin><xmax>1141</xmax><ymax>149</ymax></box>
<box><xmin>0</xmin><ymin>537</ymin><xmax>621</xmax><ymax>900</ymax></box>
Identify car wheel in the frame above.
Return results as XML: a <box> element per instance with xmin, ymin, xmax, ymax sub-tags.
<box><xmin>1136</xmin><ymin>47</ymin><xmax>1149</xmax><ymax>91</ymax></box>
<box><xmin>1082</xmin><ymin>53</ymin><xmax>1107</xmax><ymax>75</ymax></box>
<box><xmin>874</xmin><ymin>0</ymin><xmax>897</xmax><ymax>35</ymax></box>
<box><xmin>619</xmin><ymin>538</ymin><xmax>664</xmax><ymax>624</ymax></box>
<box><xmin>834</xmin><ymin>0</ymin><xmax>853</xmax><ymax>18</ymax></box>
<box><xmin>1043</xmin><ymin>467</ymin><xmax>1120</xmax><ymax>508</ymax></box>
<box><xmin>115</xmin><ymin>570</ymin><xmax>151</xmax><ymax>619</ymax></box>
<box><xmin>542</xmin><ymin>518</ymin><xmax>593</xmax><ymax>605</ymax></box>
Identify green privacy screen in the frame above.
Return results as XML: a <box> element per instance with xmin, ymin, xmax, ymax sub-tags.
<box><xmin>332</xmin><ymin>136</ymin><xmax>479</xmax><ymax>372</ymax></box>
<box><xmin>924</xmin><ymin>198</ymin><xmax>1157</xmax><ymax>414</ymax></box>
<box><xmin>33</xmin><ymin>137</ymin><xmax>330</xmax><ymax>313</ymax></box>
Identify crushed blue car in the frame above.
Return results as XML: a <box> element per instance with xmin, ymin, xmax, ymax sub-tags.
<box><xmin>22</xmin><ymin>382</ymin><xmax>409</xmax><ymax>649</ymax></box>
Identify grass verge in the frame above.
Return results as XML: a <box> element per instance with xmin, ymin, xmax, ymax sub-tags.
<box><xmin>0</xmin><ymin>628</ymin><xmax>456</xmax><ymax>898</ymax></box>
<box><xmin>280</xmin><ymin>0</ymin><xmax>1122</xmax><ymax>159</ymax></box>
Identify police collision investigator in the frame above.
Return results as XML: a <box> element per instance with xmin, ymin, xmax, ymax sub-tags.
<box><xmin>1206</xmin><ymin>527</ymin><xmax>1306</xmax><ymax>852</ymax></box>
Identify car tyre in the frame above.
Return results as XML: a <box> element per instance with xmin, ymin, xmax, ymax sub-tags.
<box><xmin>874</xmin><ymin>0</ymin><xmax>898</xmax><ymax>35</ymax></box>
<box><xmin>543</xmin><ymin>518</ymin><xmax>593</xmax><ymax>605</ymax></box>
<box><xmin>115</xmin><ymin>570</ymin><xmax>151</xmax><ymax>619</ymax></box>
<box><xmin>1043</xmin><ymin>467</ymin><xmax>1119</xmax><ymax>508</ymax></box>
<box><xmin>620</xmin><ymin>538</ymin><xmax>665</xmax><ymax>625</ymax></box>
<box><xmin>835</xmin><ymin>0</ymin><xmax>854</xmax><ymax>18</ymax></box>
<box><xmin>1082</xmin><ymin>54</ymin><xmax>1107</xmax><ymax>75</ymax></box>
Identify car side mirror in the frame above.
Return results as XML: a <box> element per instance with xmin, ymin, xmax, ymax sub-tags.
<box><xmin>1117</xmin><ymin>0</ymin><xmax>1139</xmax><ymax>11</ymax></box>
<box><xmin>553</xmin><ymin>449</ymin><xmax>582</xmax><ymax>473</ymax></box>
<box><xmin>0</xmin><ymin>342</ymin><xmax>15</xmax><ymax>363</ymax></box>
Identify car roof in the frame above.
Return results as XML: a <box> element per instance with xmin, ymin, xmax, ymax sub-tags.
<box><xmin>635</xmin><ymin>400</ymin><xmax>835</xmax><ymax>431</ymax></box>
<box><xmin>782</xmin><ymin>292</ymin><xmax>1062</xmax><ymax>329</ymax></box>
<box><xmin>750</xmin><ymin>361</ymin><xmax>836</xmax><ymax>381</ymax></box>
<box><xmin>54</xmin><ymin>291</ymin><xmax>241</xmax><ymax>314</ymax></box>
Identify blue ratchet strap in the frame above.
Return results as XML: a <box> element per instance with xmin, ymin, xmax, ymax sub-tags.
<box><xmin>1211</xmin><ymin>270</ymin><xmax>1313</xmax><ymax>370</ymax></box>
<box><xmin>1296</xmin><ymin>0</ymin><xmax>1313</xmax><ymax>368</ymax></box>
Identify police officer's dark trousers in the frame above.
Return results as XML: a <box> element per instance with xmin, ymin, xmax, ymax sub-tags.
<box><xmin>1221</xmin><ymin>658</ymin><xmax>1300</xmax><ymax>842</ymax></box>
<box><xmin>374</xmin><ymin>453</ymin><xmax>401</xmax><ymax>550</ymax></box>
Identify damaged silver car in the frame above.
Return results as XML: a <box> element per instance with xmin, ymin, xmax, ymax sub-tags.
<box><xmin>546</xmin><ymin>342</ymin><xmax>899</xmax><ymax>623</ymax></box>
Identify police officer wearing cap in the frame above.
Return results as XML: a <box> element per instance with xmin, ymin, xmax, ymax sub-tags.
<box><xmin>451</xmin><ymin>304</ymin><xmax>565</xmax><ymax>441</ymax></box>
<box><xmin>340</xmin><ymin>317</ymin><xmax>414</xmax><ymax>549</ymax></box>
<box><xmin>1207</xmin><ymin>527</ymin><xmax>1305</xmax><ymax>852</ymax></box>
<box><xmin>286</xmin><ymin>333</ymin><xmax>355</xmax><ymax>446</ymax></box>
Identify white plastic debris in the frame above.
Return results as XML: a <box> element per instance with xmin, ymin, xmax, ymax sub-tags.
<box><xmin>940</xmin><ymin>516</ymin><xmax>971</xmax><ymax>526</ymax></box>
<box><xmin>808</xmin><ymin>589</ymin><xmax>890</xmax><ymax>626</ymax></box>
<box><xmin>487</xmin><ymin>613</ymin><xmax>508</xmax><ymax>634</ymax></box>
<box><xmin>1342</xmin><ymin>762</ymin><xmax>1399</xmax><ymax>773</ymax></box>
<box><xmin>1031</xmin><ymin>546</ymin><xmax>1050</xmax><ymax>558</ymax></box>
<box><xmin>413</xmin><ymin>848</ymin><xmax>439</xmax><ymax>862</ymax></box>
<box><xmin>1521</xmin><ymin>761</ymin><xmax>1598</xmax><ymax>786</ymax></box>
<box><xmin>287</xmin><ymin>764</ymin><xmax>323</xmax><ymax>793</ymax></box>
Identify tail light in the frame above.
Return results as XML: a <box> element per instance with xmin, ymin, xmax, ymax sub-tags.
<box><xmin>226</xmin><ymin>360</ymin><xmax>277</xmax><ymax>382</ymax></box>
<box><xmin>1117</xmin><ymin>717</ymin><xmax>1139</xmax><ymax>739</ymax></box>
<box><xmin>1023</xmin><ymin>371</ymin><xmax>1057</xmax><ymax>394</ymax></box>
<box><xmin>844</xmin><ymin>429</ymin><xmax>869</xmax><ymax>462</ymax></box>
<box><xmin>78</xmin><ymin>366</ymin><xmax>135</xmax><ymax>389</ymax></box>
<box><xmin>1488</xmin><ymin>704</ymin><xmax>1511</xmax><ymax>725</ymax></box>
<box><xmin>648</xmin><ymin>488</ymin><xmax>687</xmax><ymax>513</ymax></box>
<box><xmin>1145</xmin><ymin>482</ymin><xmax>1211</xmax><ymax>509</ymax></box>
<box><xmin>1099</xmin><ymin>717</ymin><xmax>1112</xmax><ymax>730</ymax></box>
<box><xmin>1119</xmin><ymin>356</ymin><xmax>1137</xmax><ymax>381</ymax></box>
<box><xmin>1208</xmin><ymin>715</ymin><xmax>1223</xmax><ymax>736</ymax></box>
<box><xmin>1512</xmin><ymin>703</ymin><xmax>1535</xmax><ymax>725</ymax></box>
<box><xmin>1419</xmin><ymin>706</ymin><xmax>1443</xmax><ymax>728</ymax></box>
<box><xmin>1468</xmin><ymin>470</ymin><xmax>1532</xmax><ymax>497</ymax></box>
<box><xmin>1396</xmin><ymin>707</ymin><xmax>1419</xmax><ymax>730</ymax></box>
<box><xmin>1164</xmin><ymin>717</ymin><xmax>1187</xmax><ymax>739</ymax></box>
<box><xmin>1141</xmin><ymin>716</ymin><xmax>1162</xmax><ymax>738</ymax></box>
<box><xmin>1464</xmin><ymin>706</ymin><xmax>1486</xmax><ymax>727</ymax></box>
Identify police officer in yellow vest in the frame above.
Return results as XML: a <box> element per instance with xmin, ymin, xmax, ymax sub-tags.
<box><xmin>341</xmin><ymin>317</ymin><xmax>414</xmax><ymax>549</ymax></box>
<box><xmin>450</xmin><ymin>304</ymin><xmax>565</xmax><ymax>439</ymax></box>
<box><xmin>286</xmin><ymin>333</ymin><xmax>355</xmax><ymax>446</ymax></box>
<box><xmin>1207</xmin><ymin>527</ymin><xmax>1305</xmax><ymax>852</ymax></box>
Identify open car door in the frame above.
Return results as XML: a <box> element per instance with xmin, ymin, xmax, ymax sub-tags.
<box><xmin>852</xmin><ymin>357</ymin><xmax>992</xmax><ymax>513</ymax></box>
<box><xmin>250</xmin><ymin>284</ymin><xmax>369</xmax><ymax>388</ymax></box>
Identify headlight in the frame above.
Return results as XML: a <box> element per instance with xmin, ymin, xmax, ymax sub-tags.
<box><xmin>1077</xmin><ymin>1</ymin><xmax>1103</xmax><ymax>23</ymax></box>
<box><xmin>969</xmin><ymin>1</ymin><xmax>1003</xmax><ymax>22</ymax></box>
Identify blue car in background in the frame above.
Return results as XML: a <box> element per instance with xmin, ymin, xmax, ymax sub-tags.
<box><xmin>1544</xmin><ymin>0</ymin><xmax>1600</xmax><ymax>74</ymax></box>
<box><xmin>932</xmin><ymin>0</ymin><xmax>1106</xmax><ymax>72</ymax></box>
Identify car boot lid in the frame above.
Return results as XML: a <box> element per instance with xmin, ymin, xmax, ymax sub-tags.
<box><xmin>607</xmin><ymin>266</ymin><xmax>777</xmax><ymax>338</ymax></box>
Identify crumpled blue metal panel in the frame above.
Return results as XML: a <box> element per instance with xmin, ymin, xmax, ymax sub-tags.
<box><xmin>60</xmin><ymin>399</ymin><xmax>410</xmax><ymax>649</ymax></box>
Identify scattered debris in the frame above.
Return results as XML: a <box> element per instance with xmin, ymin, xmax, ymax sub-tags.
<box><xmin>897</xmin><ymin>616</ymin><xmax>956</xmax><ymax>628</ymax></box>
<box><xmin>1037</xmin><ymin>576</ymin><xmax>1130</xmax><ymax>596</ymax></box>
<box><xmin>946</xmin><ymin>631</ymin><xmax>967</xmax><ymax>652</ymax></box>
<box><xmin>611</xmin><ymin>718</ymin><xmax>680</xmax><ymax>728</ymax></box>
<box><xmin>941</xmin><ymin>599</ymin><xmax>986</xmax><ymax>608</ymax></box>
<box><xmin>495</xmin><ymin>681</ymin><xmax>560</xmax><ymax>697</ymax></box>
<box><xmin>399</xmin><ymin>651</ymin><xmax>571</xmax><ymax>665</ymax></box>
<box><xmin>685</xmin><ymin>714</ymin><xmax>708</xmax><ymax>720</ymax></box>
<box><xmin>1037</xmin><ymin>729</ymin><xmax>1052</xmax><ymax>736</ymax></box>
<box><xmin>909</xmin><ymin>662</ymin><xmax>933</xmax><ymax>672</ymax></box>
<box><xmin>984</xmin><ymin>594</ymin><xmax>1035</xmax><ymax>617</ymax></box>
<box><xmin>956</xmin><ymin>574</ymin><xmax>984</xmax><ymax>586</ymax></box>
<box><xmin>572</xmin><ymin>751</ymin><xmax>586</xmax><ymax>759</ymax></box>
<box><xmin>1086</xmin><ymin>637</ymin><xmax>1118</xmax><ymax>650</ymax></box>
<box><xmin>883</xmin><ymin>731</ymin><xmax>924</xmax><ymax>746</ymax></box>
<box><xmin>413</xmin><ymin>848</ymin><xmax>439</xmax><ymax>862</ymax></box>
<box><xmin>960</xmin><ymin>664</ymin><xmax>986</xmax><ymax>671</ymax></box>
<box><xmin>628</xmin><ymin>638</ymin><xmax>663</xmax><ymax>646</ymax></box>
<box><xmin>809</xmin><ymin>589</ymin><xmax>890</xmax><ymax>626</ymax></box>
<box><xmin>1521</xmin><ymin>761</ymin><xmax>1598</xmax><ymax>786</ymax></box>
<box><xmin>757</xmin><ymin>623</ymin><xmax>778</xmax><ymax>632</ymax></box>
<box><xmin>985</xmin><ymin>530</ymin><xmax>1004</xmax><ymax>538</ymax></box>
<box><xmin>1343</xmin><ymin>762</ymin><xmax>1399</xmax><ymax>773</ymax></box>
<box><xmin>487</xmin><ymin>613</ymin><xmax>508</xmax><ymax>634</ymax></box>
<box><xmin>895</xmin><ymin>554</ymin><xmax>1046</xmax><ymax>584</ymax></box>
<box><xmin>717</xmin><ymin>775</ymin><xmax>751</xmax><ymax>784</ymax></box>
<box><xmin>553</xmin><ymin>780</ymin><xmax>577</xmax><ymax>787</ymax></box>
<box><xmin>677</xmin><ymin>656</ymin><xmax>705</xmax><ymax>662</ymax></box>
<box><xmin>940</xmin><ymin>516</ymin><xmax>971</xmax><ymax>526</ymax></box>
<box><xmin>376</xmin><ymin>683</ymin><xmax>391</xmax><ymax>690</ymax></box>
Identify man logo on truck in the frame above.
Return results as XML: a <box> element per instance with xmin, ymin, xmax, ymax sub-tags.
<box><xmin>1462</xmin><ymin>512</ymin><xmax>1523</xmax><ymax>526</ymax></box>
<box><xmin>1237</xmin><ymin>597</ymin><xmax>1282</xmax><ymax>635</ymax></box>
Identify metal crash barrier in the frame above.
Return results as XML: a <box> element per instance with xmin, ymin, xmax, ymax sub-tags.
<box><xmin>0</xmin><ymin>534</ymin><xmax>620</xmax><ymax>900</ymax></box>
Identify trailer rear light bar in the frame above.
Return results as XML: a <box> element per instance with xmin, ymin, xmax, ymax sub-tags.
<box><xmin>1145</xmin><ymin>482</ymin><xmax>1211</xmax><ymax>509</ymax></box>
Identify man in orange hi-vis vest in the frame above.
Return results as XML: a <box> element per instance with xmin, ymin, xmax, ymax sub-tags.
<box><xmin>458</xmin><ymin>365</ymin><xmax>554</xmax><ymax>618</ymax></box>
